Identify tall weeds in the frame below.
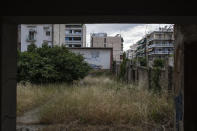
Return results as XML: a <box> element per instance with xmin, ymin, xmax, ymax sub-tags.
<box><xmin>17</xmin><ymin>74</ymin><xmax>174</xmax><ymax>129</ymax></box>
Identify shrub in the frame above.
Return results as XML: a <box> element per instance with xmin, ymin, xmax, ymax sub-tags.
<box><xmin>138</xmin><ymin>57</ymin><xmax>147</xmax><ymax>66</ymax></box>
<box><xmin>150</xmin><ymin>58</ymin><xmax>164</xmax><ymax>93</ymax></box>
<box><xmin>153</xmin><ymin>58</ymin><xmax>164</xmax><ymax>68</ymax></box>
<box><xmin>119</xmin><ymin>52</ymin><xmax>128</xmax><ymax>81</ymax></box>
<box><xmin>17</xmin><ymin>43</ymin><xmax>91</xmax><ymax>84</ymax></box>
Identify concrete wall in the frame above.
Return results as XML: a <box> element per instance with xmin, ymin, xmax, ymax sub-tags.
<box><xmin>137</xmin><ymin>66</ymin><xmax>149</xmax><ymax>88</ymax></box>
<box><xmin>21</xmin><ymin>24</ymin><xmax>52</xmax><ymax>51</ymax></box>
<box><xmin>114</xmin><ymin>62</ymin><xmax>172</xmax><ymax>91</ymax></box>
<box><xmin>69</xmin><ymin>48</ymin><xmax>112</xmax><ymax>69</ymax></box>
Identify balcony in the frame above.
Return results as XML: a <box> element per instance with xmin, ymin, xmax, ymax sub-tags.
<box><xmin>148</xmin><ymin>51</ymin><xmax>174</xmax><ymax>55</ymax></box>
<box><xmin>65</xmin><ymin>33</ymin><xmax>82</xmax><ymax>36</ymax></box>
<box><xmin>65</xmin><ymin>40</ymin><xmax>82</xmax><ymax>43</ymax></box>
<box><xmin>147</xmin><ymin>38</ymin><xmax>174</xmax><ymax>42</ymax></box>
<box><xmin>148</xmin><ymin>43</ymin><xmax>174</xmax><ymax>48</ymax></box>
<box><xmin>26</xmin><ymin>36</ymin><xmax>36</xmax><ymax>42</ymax></box>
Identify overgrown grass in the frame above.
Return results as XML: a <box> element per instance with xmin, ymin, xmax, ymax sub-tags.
<box><xmin>17</xmin><ymin>83</ymin><xmax>68</xmax><ymax>116</ymax></box>
<box><xmin>17</xmin><ymin>73</ymin><xmax>174</xmax><ymax>129</ymax></box>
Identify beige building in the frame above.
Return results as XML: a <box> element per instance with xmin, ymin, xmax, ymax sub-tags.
<box><xmin>53</xmin><ymin>24</ymin><xmax>86</xmax><ymax>47</ymax></box>
<box><xmin>90</xmin><ymin>33</ymin><xmax>123</xmax><ymax>62</ymax></box>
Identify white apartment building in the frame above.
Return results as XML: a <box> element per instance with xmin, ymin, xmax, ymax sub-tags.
<box><xmin>20</xmin><ymin>24</ymin><xmax>53</xmax><ymax>52</ymax></box>
<box><xmin>146</xmin><ymin>27</ymin><xmax>174</xmax><ymax>63</ymax></box>
<box><xmin>19</xmin><ymin>24</ymin><xmax>86</xmax><ymax>52</ymax></box>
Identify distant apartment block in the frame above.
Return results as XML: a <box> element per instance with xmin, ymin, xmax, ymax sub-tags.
<box><xmin>90</xmin><ymin>33</ymin><xmax>124</xmax><ymax>62</ymax></box>
<box><xmin>20</xmin><ymin>24</ymin><xmax>53</xmax><ymax>52</ymax></box>
<box><xmin>135</xmin><ymin>37</ymin><xmax>147</xmax><ymax>58</ymax></box>
<box><xmin>126</xmin><ymin>43</ymin><xmax>138</xmax><ymax>60</ymax></box>
<box><xmin>146</xmin><ymin>27</ymin><xmax>174</xmax><ymax>64</ymax></box>
<box><xmin>130</xmin><ymin>26</ymin><xmax>174</xmax><ymax>66</ymax></box>
<box><xmin>65</xmin><ymin>24</ymin><xmax>86</xmax><ymax>47</ymax></box>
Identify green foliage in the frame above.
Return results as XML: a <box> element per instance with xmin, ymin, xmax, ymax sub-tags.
<box><xmin>119</xmin><ymin>52</ymin><xmax>128</xmax><ymax>81</ymax></box>
<box><xmin>27</xmin><ymin>42</ymin><xmax>37</xmax><ymax>52</ymax></box>
<box><xmin>153</xmin><ymin>58</ymin><xmax>164</xmax><ymax>68</ymax></box>
<box><xmin>17</xmin><ymin>43</ymin><xmax>91</xmax><ymax>84</ymax></box>
<box><xmin>112</xmin><ymin>61</ymin><xmax>116</xmax><ymax>73</ymax></box>
<box><xmin>151</xmin><ymin>67</ymin><xmax>162</xmax><ymax>93</ymax></box>
<box><xmin>138</xmin><ymin>57</ymin><xmax>147</xmax><ymax>66</ymax></box>
<box><xmin>150</xmin><ymin>58</ymin><xmax>165</xmax><ymax>93</ymax></box>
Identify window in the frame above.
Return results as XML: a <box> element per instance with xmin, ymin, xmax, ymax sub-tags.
<box><xmin>74</xmin><ymin>30</ymin><xmax>81</xmax><ymax>34</ymax></box>
<box><xmin>73</xmin><ymin>37</ymin><xmax>81</xmax><ymax>41</ymax></box>
<box><xmin>104</xmin><ymin>38</ymin><xmax>106</xmax><ymax>43</ymax></box>
<box><xmin>120</xmin><ymin>55</ymin><xmax>123</xmax><ymax>60</ymax></box>
<box><xmin>65</xmin><ymin>37</ymin><xmax>69</xmax><ymax>40</ymax></box>
<box><xmin>65</xmin><ymin>37</ymin><xmax>73</xmax><ymax>41</ymax></box>
<box><xmin>65</xmin><ymin>25</ymin><xmax>82</xmax><ymax>28</ymax></box>
<box><xmin>104</xmin><ymin>44</ymin><xmax>106</xmax><ymax>48</ymax></box>
<box><xmin>28</xmin><ymin>31</ymin><xmax>35</xmax><ymax>40</ymax></box>
<box><xmin>43</xmin><ymin>41</ymin><xmax>48</xmax><ymax>45</ymax></box>
<box><xmin>69</xmin><ymin>45</ymin><xmax>72</xmax><ymax>47</ymax></box>
<box><xmin>46</xmin><ymin>31</ymin><xmax>50</xmax><ymax>36</ymax></box>
<box><xmin>75</xmin><ymin>45</ymin><xmax>81</xmax><ymax>47</ymax></box>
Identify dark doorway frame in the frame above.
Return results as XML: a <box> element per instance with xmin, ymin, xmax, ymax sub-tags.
<box><xmin>1</xmin><ymin>16</ymin><xmax>197</xmax><ymax>131</ymax></box>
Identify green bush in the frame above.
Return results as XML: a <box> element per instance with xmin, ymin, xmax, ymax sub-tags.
<box><xmin>119</xmin><ymin>52</ymin><xmax>128</xmax><ymax>81</ymax></box>
<box><xmin>150</xmin><ymin>58</ymin><xmax>164</xmax><ymax>93</ymax></box>
<box><xmin>138</xmin><ymin>57</ymin><xmax>146</xmax><ymax>66</ymax></box>
<box><xmin>17</xmin><ymin>43</ymin><xmax>91</xmax><ymax>84</ymax></box>
<box><xmin>153</xmin><ymin>58</ymin><xmax>164</xmax><ymax>68</ymax></box>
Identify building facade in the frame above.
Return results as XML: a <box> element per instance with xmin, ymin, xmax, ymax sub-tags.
<box><xmin>90</xmin><ymin>33</ymin><xmax>123</xmax><ymax>62</ymax></box>
<box><xmin>146</xmin><ymin>27</ymin><xmax>174</xmax><ymax>65</ymax></box>
<box><xmin>53</xmin><ymin>24</ymin><xmax>65</xmax><ymax>46</ymax></box>
<box><xmin>65</xmin><ymin>24</ymin><xmax>86</xmax><ymax>47</ymax></box>
<box><xmin>135</xmin><ymin>37</ymin><xmax>147</xmax><ymax>58</ymax></box>
<box><xmin>19</xmin><ymin>24</ymin><xmax>86</xmax><ymax>51</ymax></box>
<box><xmin>69</xmin><ymin>47</ymin><xmax>113</xmax><ymax>70</ymax></box>
<box><xmin>20</xmin><ymin>24</ymin><xmax>53</xmax><ymax>52</ymax></box>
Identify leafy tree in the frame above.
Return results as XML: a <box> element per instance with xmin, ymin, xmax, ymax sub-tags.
<box><xmin>17</xmin><ymin>43</ymin><xmax>91</xmax><ymax>84</ymax></box>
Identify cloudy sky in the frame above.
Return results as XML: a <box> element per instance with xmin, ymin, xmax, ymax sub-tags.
<box><xmin>85</xmin><ymin>24</ymin><xmax>172</xmax><ymax>51</ymax></box>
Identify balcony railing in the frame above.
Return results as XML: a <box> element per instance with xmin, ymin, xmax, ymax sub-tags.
<box><xmin>65</xmin><ymin>40</ymin><xmax>82</xmax><ymax>43</ymax></box>
<box><xmin>148</xmin><ymin>43</ymin><xmax>174</xmax><ymax>48</ymax></box>
<box><xmin>65</xmin><ymin>33</ymin><xmax>82</xmax><ymax>36</ymax></box>
<box><xmin>148</xmin><ymin>51</ymin><xmax>174</xmax><ymax>55</ymax></box>
<box><xmin>147</xmin><ymin>38</ymin><xmax>174</xmax><ymax>42</ymax></box>
<box><xmin>26</xmin><ymin>36</ymin><xmax>36</xmax><ymax>42</ymax></box>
